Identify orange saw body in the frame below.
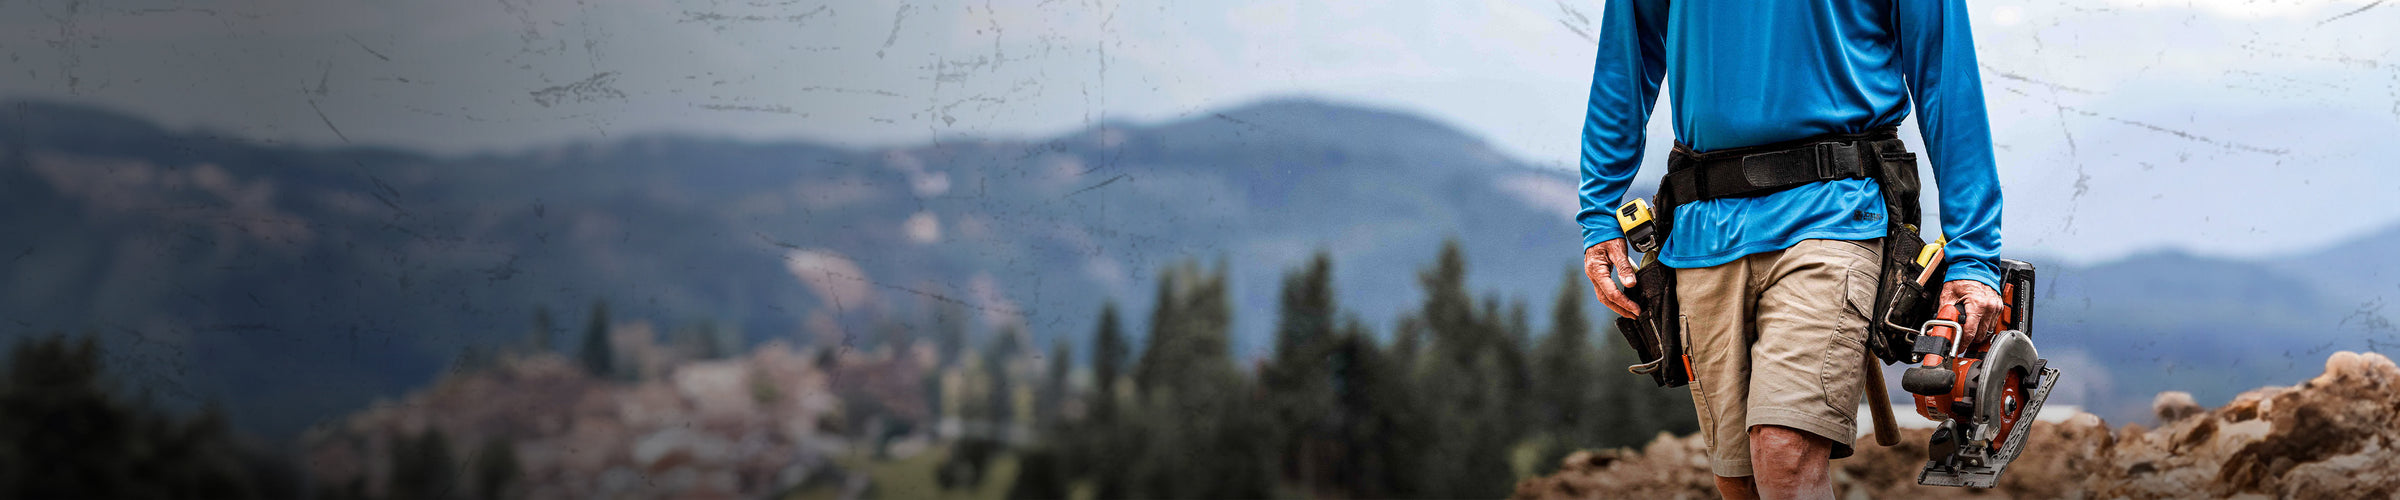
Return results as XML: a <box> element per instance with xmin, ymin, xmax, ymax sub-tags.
<box><xmin>1898</xmin><ymin>259</ymin><xmax>2059</xmax><ymax>488</ymax></box>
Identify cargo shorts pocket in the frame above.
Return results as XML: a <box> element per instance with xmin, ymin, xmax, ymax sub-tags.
<box><xmin>1681</xmin><ymin>314</ymin><xmax>1716</xmax><ymax>449</ymax></box>
<box><xmin>1818</xmin><ymin>261</ymin><xmax>1877</xmax><ymax>420</ymax></box>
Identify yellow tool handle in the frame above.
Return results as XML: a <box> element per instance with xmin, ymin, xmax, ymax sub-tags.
<box><xmin>1916</xmin><ymin>235</ymin><xmax>1948</xmax><ymax>268</ymax></box>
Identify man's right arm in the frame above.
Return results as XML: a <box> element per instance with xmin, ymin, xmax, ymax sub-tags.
<box><xmin>1578</xmin><ymin>0</ymin><xmax>1669</xmax><ymax>317</ymax></box>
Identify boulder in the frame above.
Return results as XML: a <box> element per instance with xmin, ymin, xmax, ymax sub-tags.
<box><xmin>2153</xmin><ymin>391</ymin><xmax>2202</xmax><ymax>423</ymax></box>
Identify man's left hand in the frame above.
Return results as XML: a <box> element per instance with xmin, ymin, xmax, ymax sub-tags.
<box><xmin>1940</xmin><ymin>279</ymin><xmax>2005</xmax><ymax>346</ymax></box>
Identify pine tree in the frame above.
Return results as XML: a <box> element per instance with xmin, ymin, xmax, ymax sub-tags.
<box><xmin>1536</xmin><ymin>267</ymin><xmax>1603</xmax><ymax>470</ymax></box>
<box><xmin>471</xmin><ymin>437</ymin><xmax>519</xmax><ymax>500</ymax></box>
<box><xmin>1420</xmin><ymin>241</ymin><xmax>1477</xmax><ymax>365</ymax></box>
<box><xmin>1081</xmin><ymin>301</ymin><xmax>1133</xmax><ymax>499</ymax></box>
<box><xmin>1091</xmin><ymin>302</ymin><xmax>1126</xmax><ymax>423</ymax></box>
<box><xmin>1264</xmin><ymin>252</ymin><xmax>1339</xmax><ymax>489</ymax></box>
<box><xmin>1004</xmin><ymin>448</ymin><xmax>1070</xmax><ymax>500</ymax></box>
<box><xmin>932</xmin><ymin>301</ymin><xmax>969</xmax><ymax>369</ymax></box>
<box><xmin>1116</xmin><ymin>260</ymin><xmax>1272</xmax><ymax>499</ymax></box>
<box><xmin>1393</xmin><ymin>316</ymin><xmax>1425</xmax><ymax>373</ymax></box>
<box><xmin>1404</xmin><ymin>240</ymin><xmax>1521</xmax><ymax>497</ymax></box>
<box><xmin>579</xmin><ymin>300</ymin><xmax>614</xmax><ymax>380</ymax></box>
<box><xmin>390</xmin><ymin>429</ymin><xmax>458</xmax><ymax>500</ymax></box>
<box><xmin>987</xmin><ymin>325</ymin><xmax>1024</xmax><ymax>427</ymax></box>
<box><xmin>1136</xmin><ymin>263</ymin><xmax>1234</xmax><ymax>396</ymax></box>
<box><xmin>0</xmin><ymin>334</ymin><xmax>267</xmax><ymax>498</ymax></box>
<box><xmin>1134</xmin><ymin>269</ymin><xmax>1175</xmax><ymax>394</ymax></box>
<box><xmin>1498</xmin><ymin>296</ymin><xmax>1536</xmax><ymax>428</ymax></box>
<box><xmin>1328</xmin><ymin>319</ymin><xmax>1433</xmax><ymax>498</ymax></box>
<box><xmin>1541</xmin><ymin>267</ymin><xmax>1597</xmax><ymax>429</ymax></box>
<box><xmin>1039</xmin><ymin>338</ymin><xmax>1071</xmax><ymax>428</ymax></box>
<box><xmin>1272</xmin><ymin>252</ymin><xmax>1338</xmax><ymax>365</ymax></box>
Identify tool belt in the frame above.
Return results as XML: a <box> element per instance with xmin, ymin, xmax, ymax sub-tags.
<box><xmin>1618</xmin><ymin>125</ymin><xmax>1942</xmax><ymax>387</ymax></box>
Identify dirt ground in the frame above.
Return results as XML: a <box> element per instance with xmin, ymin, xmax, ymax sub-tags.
<box><xmin>1515</xmin><ymin>351</ymin><xmax>2400</xmax><ymax>500</ymax></box>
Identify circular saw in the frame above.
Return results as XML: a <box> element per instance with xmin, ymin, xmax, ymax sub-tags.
<box><xmin>1898</xmin><ymin>259</ymin><xmax>2060</xmax><ymax>488</ymax></box>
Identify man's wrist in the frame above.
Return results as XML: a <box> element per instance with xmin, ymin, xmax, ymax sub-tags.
<box><xmin>1939</xmin><ymin>269</ymin><xmax>1996</xmax><ymax>293</ymax></box>
<box><xmin>1582</xmin><ymin>226</ymin><xmax>1624</xmax><ymax>251</ymax></box>
<box><xmin>1937</xmin><ymin>254</ymin><xmax>1999</xmax><ymax>291</ymax></box>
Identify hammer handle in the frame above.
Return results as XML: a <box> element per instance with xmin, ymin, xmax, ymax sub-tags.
<box><xmin>1864</xmin><ymin>350</ymin><xmax>1901</xmax><ymax>447</ymax></box>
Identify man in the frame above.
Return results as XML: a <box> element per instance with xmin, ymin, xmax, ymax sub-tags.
<box><xmin>1576</xmin><ymin>1</ymin><xmax>2006</xmax><ymax>499</ymax></box>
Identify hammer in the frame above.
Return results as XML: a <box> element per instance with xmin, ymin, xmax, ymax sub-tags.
<box><xmin>1865</xmin><ymin>243</ymin><xmax>1947</xmax><ymax>447</ymax></box>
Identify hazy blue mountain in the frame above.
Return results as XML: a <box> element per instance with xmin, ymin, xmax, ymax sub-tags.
<box><xmin>2276</xmin><ymin>224</ymin><xmax>2400</xmax><ymax>302</ymax></box>
<box><xmin>0</xmin><ymin>97</ymin><xmax>2390</xmax><ymax>438</ymax></box>
<box><xmin>0</xmin><ymin>98</ymin><xmax>1587</xmax><ymax>438</ymax></box>
<box><xmin>2033</xmin><ymin>249</ymin><xmax>2355</xmax><ymax>419</ymax></box>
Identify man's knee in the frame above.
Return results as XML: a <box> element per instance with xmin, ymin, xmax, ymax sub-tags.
<box><xmin>1747</xmin><ymin>425</ymin><xmax>1833</xmax><ymax>467</ymax></box>
<box><xmin>1714</xmin><ymin>475</ymin><xmax>1759</xmax><ymax>500</ymax></box>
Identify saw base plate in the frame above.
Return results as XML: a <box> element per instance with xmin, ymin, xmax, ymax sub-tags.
<box><xmin>1916</xmin><ymin>367</ymin><xmax>2061</xmax><ymax>488</ymax></box>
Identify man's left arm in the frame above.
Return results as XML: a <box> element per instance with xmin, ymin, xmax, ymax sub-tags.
<box><xmin>1893</xmin><ymin>0</ymin><xmax>2007</xmax><ymax>335</ymax></box>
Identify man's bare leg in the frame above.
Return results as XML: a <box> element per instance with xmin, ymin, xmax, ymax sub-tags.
<box><xmin>1749</xmin><ymin>425</ymin><xmax>1835</xmax><ymax>500</ymax></box>
<box><xmin>1714</xmin><ymin>475</ymin><xmax>1760</xmax><ymax>500</ymax></box>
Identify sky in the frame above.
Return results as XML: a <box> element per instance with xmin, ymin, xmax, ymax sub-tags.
<box><xmin>0</xmin><ymin>0</ymin><xmax>2396</xmax><ymax>265</ymax></box>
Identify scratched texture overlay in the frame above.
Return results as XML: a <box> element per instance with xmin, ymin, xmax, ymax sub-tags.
<box><xmin>0</xmin><ymin>0</ymin><xmax>2394</xmax><ymax>498</ymax></box>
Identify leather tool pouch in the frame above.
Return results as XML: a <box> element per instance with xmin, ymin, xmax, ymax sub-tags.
<box><xmin>1862</xmin><ymin>142</ymin><xmax>1944</xmax><ymax>364</ymax></box>
<box><xmin>1615</xmin><ymin>256</ymin><xmax>1687</xmax><ymax>387</ymax></box>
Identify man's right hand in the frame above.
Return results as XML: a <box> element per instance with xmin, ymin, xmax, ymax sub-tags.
<box><xmin>1584</xmin><ymin>238</ymin><xmax>1643</xmax><ymax>318</ymax></box>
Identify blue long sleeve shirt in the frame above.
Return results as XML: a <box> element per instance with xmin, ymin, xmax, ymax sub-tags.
<box><xmin>1575</xmin><ymin>0</ymin><xmax>2004</xmax><ymax>290</ymax></box>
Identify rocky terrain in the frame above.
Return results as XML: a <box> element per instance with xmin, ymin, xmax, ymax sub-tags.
<box><xmin>1516</xmin><ymin>351</ymin><xmax>2400</xmax><ymax>500</ymax></box>
<box><xmin>301</xmin><ymin>330</ymin><xmax>934</xmax><ymax>499</ymax></box>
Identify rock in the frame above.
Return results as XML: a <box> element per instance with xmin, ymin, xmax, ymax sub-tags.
<box><xmin>2154</xmin><ymin>391</ymin><xmax>2202</xmax><ymax>423</ymax></box>
<box><xmin>633</xmin><ymin>428</ymin><xmax>732</xmax><ymax>471</ymax></box>
<box><xmin>302</xmin><ymin>347</ymin><xmax>858</xmax><ymax>499</ymax></box>
<box><xmin>672</xmin><ymin>360</ymin><xmax>757</xmax><ymax>423</ymax></box>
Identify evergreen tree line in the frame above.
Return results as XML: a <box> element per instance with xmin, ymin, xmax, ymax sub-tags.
<box><xmin>0</xmin><ymin>334</ymin><xmax>301</xmax><ymax>498</ymax></box>
<box><xmin>1001</xmin><ymin>241</ymin><xmax>1699</xmax><ymax>499</ymax></box>
<box><xmin>312</xmin><ymin>426</ymin><xmax>519</xmax><ymax>500</ymax></box>
<box><xmin>499</xmin><ymin>299</ymin><xmax>734</xmax><ymax>382</ymax></box>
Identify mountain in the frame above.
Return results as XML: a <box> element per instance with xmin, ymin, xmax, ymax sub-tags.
<box><xmin>2277</xmin><ymin>223</ymin><xmax>2400</xmax><ymax>303</ymax></box>
<box><xmin>0</xmin><ymin>97</ymin><xmax>1584</xmax><ymax>439</ymax></box>
<box><xmin>1</xmin><ymin>96</ymin><xmax>2392</xmax><ymax>438</ymax></box>
<box><xmin>2022</xmin><ymin>221</ymin><xmax>2400</xmax><ymax>421</ymax></box>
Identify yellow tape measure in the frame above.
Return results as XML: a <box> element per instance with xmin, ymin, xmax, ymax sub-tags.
<box><xmin>1614</xmin><ymin>198</ymin><xmax>1653</xmax><ymax>231</ymax></box>
<box><xmin>1917</xmin><ymin>235</ymin><xmax>1948</xmax><ymax>267</ymax></box>
<box><xmin>1614</xmin><ymin>198</ymin><xmax>1661</xmax><ymax>254</ymax></box>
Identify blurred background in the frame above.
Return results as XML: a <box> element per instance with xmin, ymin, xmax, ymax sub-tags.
<box><xmin>0</xmin><ymin>0</ymin><xmax>2395</xmax><ymax>497</ymax></box>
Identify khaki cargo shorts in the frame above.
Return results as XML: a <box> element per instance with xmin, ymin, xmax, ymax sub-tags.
<box><xmin>1676</xmin><ymin>238</ymin><xmax>1881</xmax><ymax>478</ymax></box>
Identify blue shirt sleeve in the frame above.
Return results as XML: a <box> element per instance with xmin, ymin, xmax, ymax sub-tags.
<box><xmin>1892</xmin><ymin>0</ymin><xmax>2004</xmax><ymax>290</ymax></box>
<box><xmin>1576</xmin><ymin>0</ymin><xmax>1670</xmax><ymax>251</ymax></box>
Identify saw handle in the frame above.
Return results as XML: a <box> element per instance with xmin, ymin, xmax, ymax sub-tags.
<box><xmin>1913</xmin><ymin>303</ymin><xmax>1967</xmax><ymax>364</ymax></box>
<box><xmin>1901</xmin><ymin>304</ymin><xmax>1966</xmax><ymax>397</ymax></box>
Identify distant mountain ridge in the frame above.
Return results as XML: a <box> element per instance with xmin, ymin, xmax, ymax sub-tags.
<box><xmin>0</xmin><ymin>97</ymin><xmax>1584</xmax><ymax>439</ymax></box>
<box><xmin>0</xmin><ymin>97</ymin><xmax>2392</xmax><ymax>438</ymax></box>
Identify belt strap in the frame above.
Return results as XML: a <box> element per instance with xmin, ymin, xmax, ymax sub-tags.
<box><xmin>1661</xmin><ymin>125</ymin><xmax>1899</xmax><ymax>207</ymax></box>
